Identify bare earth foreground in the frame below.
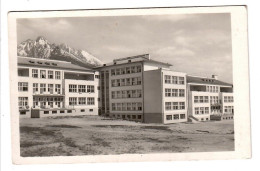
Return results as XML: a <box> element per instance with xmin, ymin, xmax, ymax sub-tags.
<box><xmin>20</xmin><ymin>116</ymin><xmax>234</xmax><ymax>157</ymax></box>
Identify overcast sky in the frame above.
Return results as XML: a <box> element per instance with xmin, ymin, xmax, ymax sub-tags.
<box><xmin>17</xmin><ymin>13</ymin><xmax>232</xmax><ymax>83</ymax></box>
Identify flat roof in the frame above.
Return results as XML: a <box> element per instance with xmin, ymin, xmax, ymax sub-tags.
<box><xmin>18</xmin><ymin>56</ymin><xmax>95</xmax><ymax>73</ymax></box>
<box><xmin>187</xmin><ymin>75</ymin><xmax>233</xmax><ymax>87</ymax></box>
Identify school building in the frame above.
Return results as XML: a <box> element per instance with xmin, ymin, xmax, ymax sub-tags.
<box><xmin>17</xmin><ymin>54</ymin><xmax>233</xmax><ymax>123</ymax></box>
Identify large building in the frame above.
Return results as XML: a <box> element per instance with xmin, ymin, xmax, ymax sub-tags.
<box><xmin>97</xmin><ymin>54</ymin><xmax>187</xmax><ymax>124</ymax></box>
<box><xmin>17</xmin><ymin>54</ymin><xmax>234</xmax><ymax>123</ymax></box>
<box><xmin>17</xmin><ymin>56</ymin><xmax>100</xmax><ymax>118</ymax></box>
<box><xmin>187</xmin><ymin>75</ymin><xmax>234</xmax><ymax>121</ymax></box>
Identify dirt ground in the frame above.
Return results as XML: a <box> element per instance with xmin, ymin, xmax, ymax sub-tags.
<box><xmin>19</xmin><ymin>116</ymin><xmax>234</xmax><ymax>157</ymax></box>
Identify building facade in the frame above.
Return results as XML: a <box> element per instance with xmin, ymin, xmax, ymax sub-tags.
<box><xmin>187</xmin><ymin>75</ymin><xmax>234</xmax><ymax>121</ymax></box>
<box><xmin>17</xmin><ymin>56</ymin><xmax>100</xmax><ymax>118</ymax></box>
<box><xmin>17</xmin><ymin>54</ymin><xmax>233</xmax><ymax>123</ymax></box>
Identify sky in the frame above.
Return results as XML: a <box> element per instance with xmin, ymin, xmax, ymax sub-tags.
<box><xmin>17</xmin><ymin>13</ymin><xmax>232</xmax><ymax>83</ymax></box>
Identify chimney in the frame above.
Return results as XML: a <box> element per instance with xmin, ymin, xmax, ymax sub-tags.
<box><xmin>212</xmin><ymin>74</ymin><xmax>218</xmax><ymax>80</ymax></box>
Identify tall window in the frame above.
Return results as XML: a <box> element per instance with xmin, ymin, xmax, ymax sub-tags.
<box><xmin>126</xmin><ymin>78</ymin><xmax>131</xmax><ymax>86</ymax></box>
<box><xmin>48</xmin><ymin>71</ymin><xmax>53</xmax><ymax>79</ymax></box>
<box><xmin>112</xmin><ymin>103</ymin><xmax>116</xmax><ymax>111</ymax></box>
<box><xmin>116</xmin><ymin>68</ymin><xmax>121</xmax><ymax>75</ymax></box>
<box><xmin>121</xmin><ymin>79</ymin><xmax>125</xmax><ymax>86</ymax></box>
<box><xmin>127</xmin><ymin>103</ymin><xmax>132</xmax><ymax>110</ymax></box>
<box><xmin>87</xmin><ymin>97</ymin><xmax>95</xmax><ymax>105</ymax></box>
<box><xmin>137</xmin><ymin>90</ymin><xmax>142</xmax><ymax>98</ymax></box>
<box><xmin>204</xmin><ymin>96</ymin><xmax>209</xmax><ymax>103</ymax></box>
<box><xmin>69</xmin><ymin>97</ymin><xmax>77</xmax><ymax>105</ymax></box>
<box><xmin>55</xmin><ymin>71</ymin><xmax>61</xmax><ymax>79</ymax></box>
<box><xmin>132</xmin><ymin>90</ymin><xmax>137</xmax><ymax>98</ymax></box>
<box><xmin>122</xmin><ymin>103</ymin><xmax>127</xmax><ymax>111</ymax></box>
<box><xmin>78</xmin><ymin>97</ymin><xmax>86</xmax><ymax>105</ymax></box>
<box><xmin>40</xmin><ymin>84</ymin><xmax>46</xmax><ymax>93</ymax></box>
<box><xmin>165</xmin><ymin>102</ymin><xmax>171</xmax><ymax>110</ymax></box>
<box><xmin>179</xmin><ymin>77</ymin><xmax>185</xmax><ymax>84</ymax></box>
<box><xmin>48</xmin><ymin>84</ymin><xmax>54</xmax><ymax>94</ymax></box>
<box><xmin>111</xmin><ymin>80</ymin><xmax>116</xmax><ymax>87</ymax></box>
<box><xmin>179</xmin><ymin>89</ymin><xmax>185</xmax><ymax>97</ymax></box>
<box><xmin>122</xmin><ymin>90</ymin><xmax>127</xmax><ymax>98</ymax></box>
<box><xmin>18</xmin><ymin>97</ymin><xmax>28</xmax><ymax>108</ymax></box>
<box><xmin>132</xmin><ymin>77</ymin><xmax>137</xmax><ymax>85</ymax></box>
<box><xmin>137</xmin><ymin>66</ymin><xmax>142</xmax><ymax>72</ymax></box>
<box><xmin>137</xmin><ymin>103</ymin><xmax>142</xmax><ymax>111</ymax></box>
<box><xmin>172</xmin><ymin>76</ymin><xmax>178</xmax><ymax>84</ymax></box>
<box><xmin>55</xmin><ymin>84</ymin><xmax>61</xmax><ymax>94</ymax></box>
<box><xmin>137</xmin><ymin>77</ymin><xmax>142</xmax><ymax>85</ymax></box>
<box><xmin>32</xmin><ymin>69</ymin><xmax>38</xmax><ymax>78</ymax></box>
<box><xmin>195</xmin><ymin>107</ymin><xmax>199</xmax><ymax>114</ymax></box>
<box><xmin>131</xmin><ymin>66</ymin><xmax>136</xmax><ymax>73</ymax></box>
<box><xmin>116</xmin><ymin>91</ymin><xmax>121</xmax><ymax>98</ymax></box>
<box><xmin>205</xmin><ymin>107</ymin><xmax>209</xmax><ymax>114</ymax></box>
<box><xmin>194</xmin><ymin>96</ymin><xmax>199</xmax><ymax>103</ymax></box>
<box><xmin>132</xmin><ymin>103</ymin><xmax>137</xmax><ymax>111</ymax></box>
<box><xmin>33</xmin><ymin>83</ymin><xmax>38</xmax><ymax>93</ymax></box>
<box><xmin>69</xmin><ymin>84</ymin><xmax>77</xmax><ymax>92</ymax></box>
<box><xmin>18</xmin><ymin>82</ymin><xmax>28</xmax><ymax>92</ymax></box>
<box><xmin>172</xmin><ymin>89</ymin><xmax>178</xmax><ymax>97</ymax></box>
<box><xmin>87</xmin><ymin>85</ymin><xmax>94</xmax><ymax>93</ymax></box>
<box><xmin>112</xmin><ymin>91</ymin><xmax>116</xmax><ymax>99</ymax></box>
<box><xmin>172</xmin><ymin>102</ymin><xmax>178</xmax><ymax>110</ymax></box>
<box><xmin>165</xmin><ymin>89</ymin><xmax>171</xmax><ymax>97</ymax></box>
<box><xmin>126</xmin><ymin>67</ymin><xmax>131</xmax><ymax>74</ymax></box>
<box><xmin>40</xmin><ymin>70</ymin><xmax>46</xmax><ymax>79</ymax></box>
<box><xmin>165</xmin><ymin>75</ymin><xmax>171</xmax><ymax>84</ymax></box>
<box><xmin>111</xmin><ymin>69</ymin><xmax>115</xmax><ymax>76</ymax></box>
<box><xmin>78</xmin><ymin>85</ymin><xmax>86</xmax><ymax>93</ymax></box>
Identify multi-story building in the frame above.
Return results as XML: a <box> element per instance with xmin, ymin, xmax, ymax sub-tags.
<box><xmin>187</xmin><ymin>75</ymin><xmax>234</xmax><ymax>121</ymax></box>
<box><xmin>17</xmin><ymin>56</ymin><xmax>100</xmax><ymax>118</ymax></box>
<box><xmin>97</xmin><ymin>54</ymin><xmax>188</xmax><ymax>124</ymax></box>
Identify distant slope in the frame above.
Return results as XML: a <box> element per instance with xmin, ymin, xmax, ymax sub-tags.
<box><xmin>17</xmin><ymin>36</ymin><xmax>103</xmax><ymax>68</ymax></box>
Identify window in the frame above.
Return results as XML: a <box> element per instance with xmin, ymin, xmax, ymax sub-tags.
<box><xmin>69</xmin><ymin>85</ymin><xmax>77</xmax><ymax>92</ymax></box>
<box><xmin>48</xmin><ymin>84</ymin><xmax>54</xmax><ymax>94</ymax></box>
<box><xmin>121</xmin><ymin>68</ymin><xmax>126</xmax><ymax>75</ymax></box>
<box><xmin>200</xmin><ymin>107</ymin><xmax>204</xmax><ymax>114</ymax></box>
<box><xmin>78</xmin><ymin>85</ymin><xmax>86</xmax><ymax>93</ymax></box>
<box><xmin>172</xmin><ymin>89</ymin><xmax>178</xmax><ymax>97</ymax></box>
<box><xmin>137</xmin><ymin>103</ymin><xmax>142</xmax><ymax>111</ymax></box>
<box><xmin>122</xmin><ymin>103</ymin><xmax>127</xmax><ymax>111</ymax></box>
<box><xmin>121</xmin><ymin>79</ymin><xmax>125</xmax><ymax>86</ymax></box>
<box><xmin>55</xmin><ymin>84</ymin><xmax>61</xmax><ymax>94</ymax></box>
<box><xmin>179</xmin><ymin>77</ymin><xmax>185</xmax><ymax>84</ymax></box>
<box><xmin>126</xmin><ymin>67</ymin><xmax>131</xmax><ymax>74</ymax></box>
<box><xmin>165</xmin><ymin>75</ymin><xmax>171</xmax><ymax>84</ymax></box>
<box><xmin>199</xmin><ymin>96</ymin><xmax>204</xmax><ymax>103</ymax></box>
<box><xmin>122</xmin><ymin>90</ymin><xmax>127</xmax><ymax>98</ymax></box>
<box><xmin>194</xmin><ymin>96</ymin><xmax>199</xmax><ymax>103</ymax></box>
<box><xmin>111</xmin><ymin>69</ymin><xmax>115</xmax><ymax>76</ymax></box>
<box><xmin>18</xmin><ymin>82</ymin><xmax>28</xmax><ymax>92</ymax></box>
<box><xmin>69</xmin><ymin>97</ymin><xmax>77</xmax><ymax>105</ymax></box>
<box><xmin>137</xmin><ymin>66</ymin><xmax>142</xmax><ymax>72</ymax></box>
<box><xmin>132</xmin><ymin>77</ymin><xmax>137</xmax><ymax>85</ymax></box>
<box><xmin>40</xmin><ymin>70</ymin><xmax>46</xmax><ymax>79</ymax></box>
<box><xmin>138</xmin><ymin>115</ymin><xmax>142</xmax><ymax>119</ymax></box>
<box><xmin>112</xmin><ymin>91</ymin><xmax>116</xmax><ymax>99</ymax></box>
<box><xmin>116</xmin><ymin>91</ymin><xmax>121</xmax><ymax>98</ymax></box>
<box><xmin>48</xmin><ymin>71</ymin><xmax>53</xmax><ymax>79</ymax></box>
<box><xmin>111</xmin><ymin>80</ymin><xmax>116</xmax><ymax>87</ymax></box>
<box><xmin>137</xmin><ymin>90</ymin><xmax>142</xmax><ymax>98</ymax></box>
<box><xmin>116</xmin><ymin>79</ymin><xmax>120</xmax><ymax>86</ymax></box>
<box><xmin>137</xmin><ymin>77</ymin><xmax>142</xmax><ymax>85</ymax></box>
<box><xmin>205</xmin><ymin>107</ymin><xmax>209</xmax><ymax>114</ymax></box>
<box><xmin>112</xmin><ymin>103</ymin><xmax>116</xmax><ymax>111</ymax></box>
<box><xmin>116</xmin><ymin>68</ymin><xmax>121</xmax><ymax>75</ymax></box>
<box><xmin>172</xmin><ymin>102</ymin><xmax>178</xmax><ymax>110</ymax></box>
<box><xmin>78</xmin><ymin>97</ymin><xmax>86</xmax><ymax>105</ymax></box>
<box><xmin>179</xmin><ymin>89</ymin><xmax>185</xmax><ymax>97</ymax></box>
<box><xmin>132</xmin><ymin>90</ymin><xmax>137</xmax><ymax>98</ymax></box>
<box><xmin>165</xmin><ymin>89</ymin><xmax>171</xmax><ymax>97</ymax></box>
<box><xmin>171</xmin><ymin>76</ymin><xmax>177</xmax><ymax>84</ymax></box>
<box><xmin>174</xmin><ymin>114</ymin><xmax>179</xmax><ymax>120</ymax></box>
<box><xmin>33</xmin><ymin>83</ymin><xmax>38</xmax><ymax>93</ymax></box>
<box><xmin>131</xmin><ymin>66</ymin><xmax>136</xmax><ymax>73</ymax></box>
<box><xmin>132</xmin><ymin>103</ymin><xmax>137</xmax><ymax>111</ymax></box>
<box><xmin>126</xmin><ymin>78</ymin><xmax>131</xmax><ymax>86</ymax></box>
<box><xmin>55</xmin><ymin>71</ymin><xmax>61</xmax><ymax>79</ymax></box>
<box><xmin>95</xmin><ymin>75</ymin><xmax>100</xmax><ymax>79</ymax></box>
<box><xmin>195</xmin><ymin>107</ymin><xmax>199</xmax><ymax>114</ymax></box>
<box><xmin>165</xmin><ymin>102</ymin><xmax>171</xmax><ymax>110</ymax></box>
<box><xmin>87</xmin><ymin>97</ymin><xmax>95</xmax><ymax>105</ymax></box>
<box><xmin>32</xmin><ymin>69</ymin><xmax>38</xmax><ymax>78</ymax></box>
<box><xmin>180</xmin><ymin>114</ymin><xmax>186</xmax><ymax>119</ymax></box>
<box><xmin>127</xmin><ymin>90</ymin><xmax>131</xmax><ymax>98</ymax></box>
<box><xmin>40</xmin><ymin>84</ymin><xmax>46</xmax><ymax>93</ymax></box>
<box><xmin>117</xmin><ymin>103</ymin><xmax>122</xmax><ymax>111</ymax></box>
<box><xmin>204</xmin><ymin>96</ymin><xmax>209</xmax><ymax>103</ymax></box>
<box><xmin>87</xmin><ymin>85</ymin><xmax>94</xmax><ymax>93</ymax></box>
<box><xmin>179</xmin><ymin>102</ymin><xmax>185</xmax><ymax>110</ymax></box>
<box><xmin>166</xmin><ymin>115</ymin><xmax>172</xmax><ymax>120</ymax></box>
<box><xmin>18</xmin><ymin>97</ymin><xmax>28</xmax><ymax>108</ymax></box>
<box><xmin>127</xmin><ymin>103</ymin><xmax>132</xmax><ymax>111</ymax></box>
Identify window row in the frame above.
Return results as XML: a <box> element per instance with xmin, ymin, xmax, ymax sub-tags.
<box><xmin>69</xmin><ymin>84</ymin><xmax>95</xmax><ymax>93</ymax></box>
<box><xmin>210</xmin><ymin>96</ymin><xmax>219</xmax><ymax>104</ymax></box>
<box><xmin>165</xmin><ymin>102</ymin><xmax>185</xmax><ymax>110</ymax></box>
<box><xmin>32</xmin><ymin>69</ymin><xmax>61</xmax><ymax>79</ymax></box>
<box><xmin>206</xmin><ymin>85</ymin><xmax>219</xmax><ymax>93</ymax></box>
<box><xmin>224</xmin><ymin>106</ymin><xmax>234</xmax><ymax>113</ymax></box>
<box><xmin>111</xmin><ymin>65</ymin><xmax>142</xmax><ymax>76</ymax></box>
<box><xmin>109</xmin><ymin>114</ymin><xmax>142</xmax><ymax>120</ymax></box>
<box><xmin>111</xmin><ymin>102</ymin><xmax>142</xmax><ymax>111</ymax></box>
<box><xmin>111</xmin><ymin>77</ymin><xmax>142</xmax><ymax>87</ymax></box>
<box><xmin>33</xmin><ymin>97</ymin><xmax>63</xmax><ymax>108</ymax></box>
<box><xmin>165</xmin><ymin>89</ymin><xmax>185</xmax><ymax>97</ymax></box>
<box><xmin>224</xmin><ymin>96</ymin><xmax>234</xmax><ymax>102</ymax></box>
<box><xmin>69</xmin><ymin>97</ymin><xmax>95</xmax><ymax>106</ymax></box>
<box><xmin>33</xmin><ymin>83</ymin><xmax>61</xmax><ymax>94</ymax></box>
<box><xmin>194</xmin><ymin>96</ymin><xmax>209</xmax><ymax>103</ymax></box>
<box><xmin>164</xmin><ymin>75</ymin><xmax>185</xmax><ymax>85</ymax></box>
<box><xmin>112</xmin><ymin>90</ymin><xmax>142</xmax><ymax>99</ymax></box>
<box><xmin>166</xmin><ymin>114</ymin><xmax>186</xmax><ymax>120</ymax></box>
<box><xmin>194</xmin><ymin>107</ymin><xmax>210</xmax><ymax>115</ymax></box>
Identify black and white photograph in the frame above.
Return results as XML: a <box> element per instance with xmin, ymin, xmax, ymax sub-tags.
<box><xmin>7</xmin><ymin>6</ymin><xmax>251</xmax><ymax>164</ymax></box>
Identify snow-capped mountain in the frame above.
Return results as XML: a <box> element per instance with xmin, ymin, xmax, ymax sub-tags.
<box><xmin>17</xmin><ymin>36</ymin><xmax>103</xmax><ymax>67</ymax></box>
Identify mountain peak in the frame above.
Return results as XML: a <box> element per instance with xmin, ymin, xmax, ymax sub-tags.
<box><xmin>17</xmin><ymin>36</ymin><xmax>103</xmax><ymax>67</ymax></box>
